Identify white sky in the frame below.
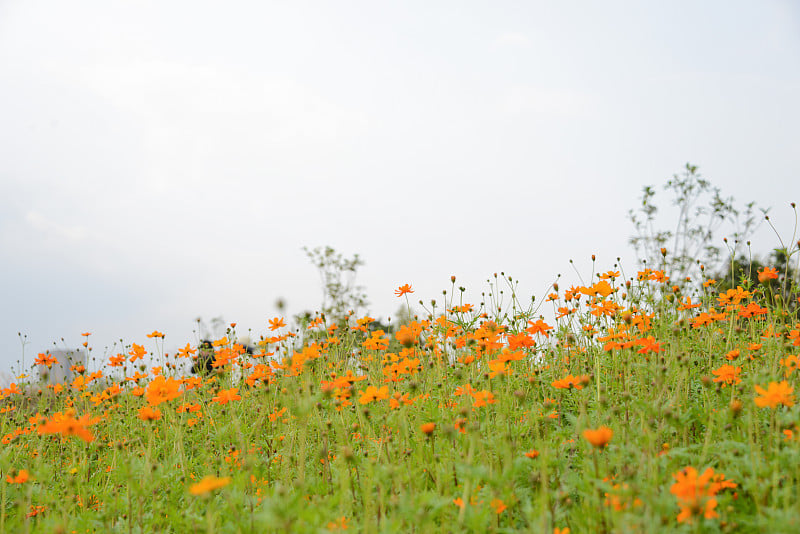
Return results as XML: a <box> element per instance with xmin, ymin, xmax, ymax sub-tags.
<box><xmin>1</xmin><ymin>1</ymin><xmax>798</xmax><ymax>375</ymax></box>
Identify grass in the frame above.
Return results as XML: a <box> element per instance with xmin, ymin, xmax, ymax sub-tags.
<box><xmin>2</xmin><ymin>254</ymin><xmax>800</xmax><ymax>533</ymax></box>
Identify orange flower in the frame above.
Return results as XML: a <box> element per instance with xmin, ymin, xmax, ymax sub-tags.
<box><xmin>34</xmin><ymin>353</ymin><xmax>58</xmax><ymax>368</ymax></box>
<box><xmin>189</xmin><ymin>475</ymin><xmax>231</xmax><ymax>496</ymax></box>
<box><xmin>358</xmin><ymin>385</ymin><xmax>390</xmax><ymax>404</ymax></box>
<box><xmin>711</xmin><ymin>365</ymin><xmax>741</xmax><ymax>387</ymax></box>
<box><xmin>6</xmin><ymin>469</ymin><xmax>30</xmax><ymax>484</ymax></box>
<box><xmin>454</xmin><ymin>383</ymin><xmax>477</xmax><ymax>397</ymax></box>
<box><xmin>490</xmin><ymin>498</ymin><xmax>506</xmax><ymax>514</ymax></box>
<box><xmin>670</xmin><ymin>466</ymin><xmax>736</xmax><ymax>524</ymax></box>
<box><xmin>583</xmin><ymin>426</ymin><xmax>613</xmax><ymax>449</ymax></box>
<box><xmin>146</xmin><ymin>330</ymin><xmax>165</xmax><ymax>338</ymax></box>
<box><xmin>758</xmin><ymin>267</ymin><xmax>779</xmax><ymax>283</ymax></box>
<box><xmin>37</xmin><ymin>410</ymin><xmax>99</xmax><ymax>443</ymax></box>
<box><xmin>212</xmin><ymin>388</ymin><xmax>242</xmax><ymax>405</ymax></box>
<box><xmin>454</xmin><ymin>418</ymin><xmax>467</xmax><ymax>434</ymax></box>
<box><xmin>394</xmin><ymin>324</ymin><xmax>419</xmax><ymax>346</ymax></box>
<box><xmin>420</xmin><ymin>422</ymin><xmax>436</xmax><ymax>435</ymax></box>
<box><xmin>553</xmin><ymin>528</ymin><xmax>570</xmax><ymax>534</ymax></box>
<box><xmin>137</xmin><ymin>406</ymin><xmax>162</xmax><ymax>421</ymax></box>
<box><xmin>592</xmin><ymin>280</ymin><xmax>613</xmax><ymax>297</ymax></box>
<box><xmin>526</xmin><ymin>319</ymin><xmax>553</xmax><ymax>337</ymax></box>
<box><xmin>268</xmin><ymin>317</ymin><xmax>286</xmax><ymax>331</ymax></box>
<box><xmin>551</xmin><ymin>374</ymin><xmax>584</xmax><ymax>390</ymax></box>
<box><xmin>471</xmin><ymin>390</ymin><xmax>497</xmax><ymax>408</ymax></box>
<box><xmin>487</xmin><ymin>359</ymin><xmax>509</xmax><ymax>378</ymax></box>
<box><xmin>780</xmin><ymin>355</ymin><xmax>800</xmax><ymax>377</ymax></box>
<box><xmin>177</xmin><ymin>403</ymin><xmax>201</xmax><ymax>413</ymax></box>
<box><xmin>636</xmin><ymin>336</ymin><xmax>664</xmax><ymax>354</ymax></box>
<box><xmin>754</xmin><ymin>381</ymin><xmax>795</xmax><ymax>408</ymax></box>
<box><xmin>395</xmin><ymin>284</ymin><xmax>414</xmax><ymax>297</ymax></box>
<box><xmin>524</xmin><ymin>450</ymin><xmax>540</xmax><ymax>459</ymax></box>
<box><xmin>128</xmin><ymin>343</ymin><xmax>147</xmax><ymax>363</ymax></box>
<box><xmin>177</xmin><ymin>343</ymin><xmax>197</xmax><ymax>359</ymax></box>
<box><xmin>145</xmin><ymin>375</ymin><xmax>183</xmax><ymax>406</ymax></box>
<box><xmin>717</xmin><ymin>286</ymin><xmax>751</xmax><ymax>308</ymax></box>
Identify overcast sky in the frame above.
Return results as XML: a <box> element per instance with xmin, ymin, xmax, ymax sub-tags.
<box><xmin>1</xmin><ymin>1</ymin><xmax>798</xmax><ymax>377</ymax></box>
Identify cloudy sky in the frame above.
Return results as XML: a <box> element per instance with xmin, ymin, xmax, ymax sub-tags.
<box><xmin>0</xmin><ymin>1</ymin><xmax>798</xmax><ymax>377</ymax></box>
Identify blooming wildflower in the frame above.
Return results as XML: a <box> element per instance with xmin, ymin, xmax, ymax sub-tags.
<box><xmin>526</xmin><ymin>319</ymin><xmax>554</xmax><ymax>337</ymax></box>
<box><xmin>137</xmin><ymin>406</ymin><xmax>162</xmax><ymax>421</ymax></box>
<box><xmin>145</xmin><ymin>375</ymin><xmax>183</xmax><ymax>406</ymax></box>
<box><xmin>471</xmin><ymin>390</ymin><xmax>497</xmax><ymax>408</ymax></box>
<box><xmin>487</xmin><ymin>359</ymin><xmax>510</xmax><ymax>378</ymax></box>
<box><xmin>670</xmin><ymin>466</ymin><xmax>736</xmax><ymax>524</ymax></box>
<box><xmin>189</xmin><ymin>476</ymin><xmax>231</xmax><ymax>496</ymax></box>
<box><xmin>395</xmin><ymin>324</ymin><xmax>420</xmax><ymax>346</ymax></box>
<box><xmin>389</xmin><ymin>392</ymin><xmax>414</xmax><ymax>409</ymax></box>
<box><xmin>213</xmin><ymin>388</ymin><xmax>242</xmax><ymax>405</ymax></box>
<box><xmin>6</xmin><ymin>469</ymin><xmax>30</xmax><ymax>484</ymax></box>
<box><xmin>128</xmin><ymin>343</ymin><xmax>147</xmax><ymax>363</ymax></box>
<box><xmin>420</xmin><ymin>422</ymin><xmax>436</xmax><ymax>435</ymax></box>
<box><xmin>507</xmin><ymin>332</ymin><xmax>535</xmax><ymax>350</ymax></box>
<box><xmin>553</xmin><ymin>529</ymin><xmax>570</xmax><ymax>534</ymax></box>
<box><xmin>26</xmin><ymin>505</ymin><xmax>46</xmax><ymax>518</ymax></box>
<box><xmin>177</xmin><ymin>343</ymin><xmax>197</xmax><ymax>358</ymax></box>
<box><xmin>34</xmin><ymin>353</ymin><xmax>58</xmax><ymax>368</ymax></box>
<box><xmin>146</xmin><ymin>330</ymin><xmax>164</xmax><ymax>338</ymax></box>
<box><xmin>636</xmin><ymin>336</ymin><xmax>664</xmax><ymax>354</ymax></box>
<box><xmin>593</xmin><ymin>280</ymin><xmax>613</xmax><ymax>297</ymax></box>
<box><xmin>788</xmin><ymin>327</ymin><xmax>800</xmax><ymax>347</ymax></box>
<box><xmin>38</xmin><ymin>410</ymin><xmax>99</xmax><ymax>443</ymax></box>
<box><xmin>490</xmin><ymin>498</ymin><xmax>506</xmax><ymax>514</ymax></box>
<box><xmin>677</xmin><ymin>297</ymin><xmax>701</xmax><ymax>310</ymax></box>
<box><xmin>552</xmin><ymin>374</ymin><xmax>585</xmax><ymax>390</ymax></box>
<box><xmin>583</xmin><ymin>426</ymin><xmax>613</xmax><ymax>449</ymax></box>
<box><xmin>780</xmin><ymin>355</ymin><xmax>800</xmax><ymax>377</ymax></box>
<box><xmin>711</xmin><ymin>365</ymin><xmax>741</xmax><ymax>387</ymax></box>
<box><xmin>758</xmin><ymin>267</ymin><xmax>779</xmax><ymax>283</ymax></box>
<box><xmin>177</xmin><ymin>403</ymin><xmax>201</xmax><ymax>413</ymax></box>
<box><xmin>358</xmin><ymin>385</ymin><xmax>389</xmax><ymax>404</ymax></box>
<box><xmin>268</xmin><ymin>317</ymin><xmax>286</xmax><ymax>331</ymax></box>
<box><xmin>395</xmin><ymin>284</ymin><xmax>414</xmax><ymax>297</ymax></box>
<box><xmin>524</xmin><ymin>450</ymin><xmax>540</xmax><ymax>459</ymax></box>
<box><xmin>604</xmin><ymin>480</ymin><xmax>644</xmax><ymax>511</ymax></box>
<box><xmin>454</xmin><ymin>418</ymin><xmax>467</xmax><ymax>434</ymax></box>
<box><xmin>754</xmin><ymin>381</ymin><xmax>795</xmax><ymax>408</ymax></box>
<box><xmin>108</xmin><ymin>354</ymin><xmax>126</xmax><ymax>367</ymax></box>
<box><xmin>363</xmin><ymin>330</ymin><xmax>390</xmax><ymax>351</ymax></box>
<box><xmin>717</xmin><ymin>286</ymin><xmax>751</xmax><ymax>308</ymax></box>
<box><xmin>326</xmin><ymin>517</ymin><xmax>348</xmax><ymax>531</ymax></box>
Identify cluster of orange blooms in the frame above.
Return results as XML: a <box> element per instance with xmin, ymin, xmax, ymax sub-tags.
<box><xmin>2</xmin><ymin>255</ymin><xmax>799</xmax><ymax>529</ymax></box>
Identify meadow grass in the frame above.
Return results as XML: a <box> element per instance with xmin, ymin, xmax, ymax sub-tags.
<box><xmin>2</xmin><ymin>255</ymin><xmax>800</xmax><ymax>533</ymax></box>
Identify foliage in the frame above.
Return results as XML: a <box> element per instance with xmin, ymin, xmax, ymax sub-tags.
<box><xmin>714</xmin><ymin>249</ymin><xmax>800</xmax><ymax>311</ymax></box>
<box><xmin>303</xmin><ymin>246</ymin><xmax>368</xmax><ymax>326</ymax></box>
<box><xmin>629</xmin><ymin>163</ymin><xmax>763</xmax><ymax>286</ymax></box>
<box><xmin>2</xmin><ymin>191</ymin><xmax>800</xmax><ymax>532</ymax></box>
<box><xmin>3</xmin><ymin>247</ymin><xmax>800</xmax><ymax>532</ymax></box>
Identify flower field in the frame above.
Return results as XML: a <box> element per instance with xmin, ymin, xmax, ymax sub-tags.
<box><xmin>2</xmin><ymin>257</ymin><xmax>800</xmax><ymax>532</ymax></box>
